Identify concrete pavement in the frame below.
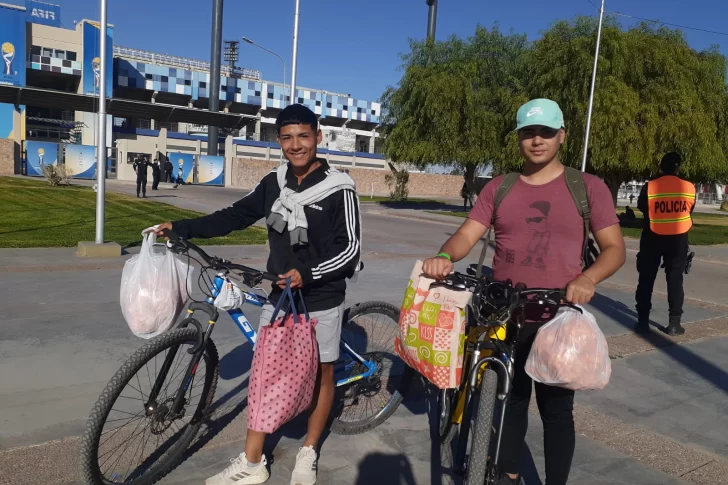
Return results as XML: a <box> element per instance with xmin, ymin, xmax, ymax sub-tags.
<box><xmin>2</xmin><ymin>181</ymin><xmax>728</xmax><ymax>484</ymax></box>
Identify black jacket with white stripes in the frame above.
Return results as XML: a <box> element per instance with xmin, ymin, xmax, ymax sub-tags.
<box><xmin>172</xmin><ymin>159</ymin><xmax>361</xmax><ymax>313</ymax></box>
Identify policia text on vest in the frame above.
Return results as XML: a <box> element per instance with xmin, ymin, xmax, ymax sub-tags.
<box><xmin>646</xmin><ymin>175</ymin><xmax>696</xmax><ymax>236</ymax></box>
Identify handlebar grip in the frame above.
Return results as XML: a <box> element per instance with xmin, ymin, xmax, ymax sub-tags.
<box><xmin>262</xmin><ymin>272</ymin><xmax>279</xmax><ymax>282</ymax></box>
<box><xmin>559</xmin><ymin>288</ymin><xmax>567</xmax><ymax>300</ymax></box>
<box><xmin>160</xmin><ymin>228</ymin><xmax>178</xmax><ymax>241</ymax></box>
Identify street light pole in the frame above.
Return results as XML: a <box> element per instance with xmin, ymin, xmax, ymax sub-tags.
<box><xmin>581</xmin><ymin>0</ymin><xmax>605</xmax><ymax>173</ymax></box>
<box><xmin>242</xmin><ymin>37</ymin><xmax>287</xmax><ymax>106</ymax></box>
<box><xmin>95</xmin><ymin>0</ymin><xmax>108</xmax><ymax>244</ymax></box>
<box><xmin>426</xmin><ymin>0</ymin><xmax>437</xmax><ymax>42</ymax></box>
<box><xmin>290</xmin><ymin>0</ymin><xmax>300</xmax><ymax>104</ymax></box>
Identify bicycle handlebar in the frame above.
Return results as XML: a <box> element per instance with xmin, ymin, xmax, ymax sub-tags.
<box><xmin>159</xmin><ymin>229</ymin><xmax>278</xmax><ymax>284</ymax></box>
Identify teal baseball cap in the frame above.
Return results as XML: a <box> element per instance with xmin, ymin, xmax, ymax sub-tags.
<box><xmin>516</xmin><ymin>98</ymin><xmax>565</xmax><ymax>131</ymax></box>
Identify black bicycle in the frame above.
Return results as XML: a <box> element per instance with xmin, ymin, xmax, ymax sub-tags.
<box><xmin>80</xmin><ymin>233</ymin><xmax>413</xmax><ymax>485</ymax></box>
<box><xmin>431</xmin><ymin>266</ymin><xmax>581</xmax><ymax>484</ymax></box>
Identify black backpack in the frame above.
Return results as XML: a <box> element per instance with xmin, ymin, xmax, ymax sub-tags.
<box><xmin>475</xmin><ymin>166</ymin><xmax>599</xmax><ymax>278</ymax></box>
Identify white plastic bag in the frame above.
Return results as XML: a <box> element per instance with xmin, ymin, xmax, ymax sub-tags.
<box><xmin>213</xmin><ymin>277</ymin><xmax>244</xmax><ymax>310</ymax></box>
<box><xmin>120</xmin><ymin>229</ymin><xmax>194</xmax><ymax>339</ymax></box>
<box><xmin>525</xmin><ymin>306</ymin><xmax>611</xmax><ymax>391</ymax></box>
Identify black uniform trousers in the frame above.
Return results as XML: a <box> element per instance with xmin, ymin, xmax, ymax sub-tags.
<box><xmin>136</xmin><ymin>176</ymin><xmax>147</xmax><ymax>196</ymax></box>
<box><xmin>635</xmin><ymin>232</ymin><xmax>689</xmax><ymax>319</ymax></box>
<box><xmin>152</xmin><ymin>172</ymin><xmax>160</xmax><ymax>190</ymax></box>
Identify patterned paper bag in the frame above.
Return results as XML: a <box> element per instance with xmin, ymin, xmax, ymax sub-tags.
<box><xmin>394</xmin><ymin>260</ymin><xmax>472</xmax><ymax>389</ymax></box>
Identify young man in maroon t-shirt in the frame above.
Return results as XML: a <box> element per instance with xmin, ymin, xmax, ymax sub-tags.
<box><xmin>422</xmin><ymin>99</ymin><xmax>625</xmax><ymax>485</ymax></box>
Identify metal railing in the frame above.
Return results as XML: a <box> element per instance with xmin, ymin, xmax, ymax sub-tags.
<box><xmin>113</xmin><ymin>46</ymin><xmax>262</xmax><ymax>81</ymax></box>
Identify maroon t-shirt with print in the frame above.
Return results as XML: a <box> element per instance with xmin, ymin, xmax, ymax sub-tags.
<box><xmin>469</xmin><ymin>172</ymin><xmax>619</xmax><ymax>289</ymax></box>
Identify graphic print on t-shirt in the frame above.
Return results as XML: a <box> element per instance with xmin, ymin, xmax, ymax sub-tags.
<box><xmin>520</xmin><ymin>201</ymin><xmax>551</xmax><ymax>270</ymax></box>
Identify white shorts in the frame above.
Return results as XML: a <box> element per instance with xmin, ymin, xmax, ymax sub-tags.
<box><xmin>259</xmin><ymin>303</ymin><xmax>345</xmax><ymax>363</ymax></box>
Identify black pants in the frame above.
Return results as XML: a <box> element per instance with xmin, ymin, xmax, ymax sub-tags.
<box><xmin>498</xmin><ymin>331</ymin><xmax>575</xmax><ymax>485</ymax></box>
<box><xmin>152</xmin><ymin>174</ymin><xmax>160</xmax><ymax>190</ymax></box>
<box><xmin>635</xmin><ymin>233</ymin><xmax>688</xmax><ymax>319</ymax></box>
<box><xmin>136</xmin><ymin>177</ymin><xmax>147</xmax><ymax>196</ymax></box>
<box><xmin>165</xmin><ymin>170</ymin><xmax>173</xmax><ymax>183</ymax></box>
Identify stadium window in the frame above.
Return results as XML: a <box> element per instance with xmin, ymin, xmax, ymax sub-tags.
<box><xmin>161</xmin><ymin>76</ymin><xmax>168</xmax><ymax>83</ymax></box>
<box><xmin>298</xmin><ymin>97</ymin><xmax>304</xmax><ymax>104</ymax></box>
<box><xmin>326</xmin><ymin>102</ymin><xmax>332</xmax><ymax>108</ymax></box>
<box><xmin>254</xmin><ymin>90</ymin><xmax>261</xmax><ymax>96</ymax></box>
<box><xmin>200</xmin><ymin>81</ymin><xmax>207</xmax><ymax>88</ymax></box>
<box><xmin>316</xmin><ymin>100</ymin><xmax>321</xmax><ymax>107</ymax></box>
<box><xmin>66</xmin><ymin>51</ymin><xmax>77</xmax><ymax>61</ymax></box>
<box><xmin>145</xmin><ymin>74</ymin><xmax>153</xmax><ymax>80</ymax></box>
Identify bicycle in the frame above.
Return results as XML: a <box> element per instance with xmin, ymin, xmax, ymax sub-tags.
<box><xmin>429</xmin><ymin>265</ymin><xmax>581</xmax><ymax>485</ymax></box>
<box><xmin>79</xmin><ymin>232</ymin><xmax>414</xmax><ymax>485</ymax></box>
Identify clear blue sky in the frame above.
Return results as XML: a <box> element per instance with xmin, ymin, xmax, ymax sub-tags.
<box><xmin>10</xmin><ymin>0</ymin><xmax>728</xmax><ymax>102</ymax></box>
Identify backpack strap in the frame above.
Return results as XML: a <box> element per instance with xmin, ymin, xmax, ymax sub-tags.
<box><xmin>475</xmin><ymin>173</ymin><xmax>520</xmax><ymax>279</ymax></box>
<box><xmin>563</xmin><ymin>166</ymin><xmax>593</xmax><ymax>269</ymax></box>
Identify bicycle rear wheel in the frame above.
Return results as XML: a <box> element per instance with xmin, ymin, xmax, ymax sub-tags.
<box><xmin>80</xmin><ymin>327</ymin><xmax>219</xmax><ymax>485</ymax></box>
<box><xmin>330</xmin><ymin>301</ymin><xmax>414</xmax><ymax>435</ymax></box>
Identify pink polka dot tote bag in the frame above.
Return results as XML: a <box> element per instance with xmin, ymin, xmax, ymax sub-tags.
<box><xmin>247</xmin><ymin>280</ymin><xmax>319</xmax><ymax>434</ymax></box>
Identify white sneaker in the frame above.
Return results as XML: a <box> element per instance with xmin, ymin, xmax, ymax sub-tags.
<box><xmin>290</xmin><ymin>446</ymin><xmax>318</xmax><ymax>485</ymax></box>
<box><xmin>205</xmin><ymin>452</ymin><xmax>270</xmax><ymax>485</ymax></box>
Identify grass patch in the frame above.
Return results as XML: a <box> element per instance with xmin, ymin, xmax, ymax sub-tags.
<box><xmin>431</xmin><ymin>209</ymin><xmax>728</xmax><ymax>246</ymax></box>
<box><xmin>0</xmin><ymin>176</ymin><xmax>267</xmax><ymax>248</ymax></box>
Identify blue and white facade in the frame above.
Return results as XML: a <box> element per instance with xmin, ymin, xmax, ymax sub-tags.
<box><xmin>0</xmin><ymin>0</ymin><xmax>386</xmax><ymax>182</ymax></box>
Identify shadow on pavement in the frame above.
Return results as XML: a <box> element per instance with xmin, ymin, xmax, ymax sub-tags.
<box><xmin>218</xmin><ymin>342</ymin><xmax>254</xmax><ymax>380</ymax></box>
<box><xmin>589</xmin><ymin>292</ymin><xmax>728</xmax><ymax>395</ymax></box>
<box><xmin>355</xmin><ymin>452</ymin><xmax>418</xmax><ymax>485</ymax></box>
<box><xmin>520</xmin><ymin>444</ymin><xmax>543</xmax><ymax>485</ymax></box>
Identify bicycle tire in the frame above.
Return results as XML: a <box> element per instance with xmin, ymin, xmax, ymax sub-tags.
<box><xmin>329</xmin><ymin>301</ymin><xmax>414</xmax><ymax>435</ymax></box>
<box><xmin>80</xmin><ymin>327</ymin><xmax>219</xmax><ymax>485</ymax></box>
<box><xmin>465</xmin><ymin>367</ymin><xmax>498</xmax><ymax>485</ymax></box>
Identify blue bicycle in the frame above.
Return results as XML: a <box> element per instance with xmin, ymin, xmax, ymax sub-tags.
<box><xmin>80</xmin><ymin>235</ymin><xmax>413</xmax><ymax>485</ymax></box>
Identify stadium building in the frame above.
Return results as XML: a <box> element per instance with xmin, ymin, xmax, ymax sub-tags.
<box><xmin>0</xmin><ymin>1</ymin><xmax>386</xmax><ymax>187</ymax></box>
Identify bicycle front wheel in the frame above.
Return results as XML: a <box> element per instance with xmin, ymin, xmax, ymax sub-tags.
<box><xmin>80</xmin><ymin>327</ymin><xmax>219</xmax><ymax>485</ymax></box>
<box><xmin>330</xmin><ymin>301</ymin><xmax>414</xmax><ymax>435</ymax></box>
<box><xmin>465</xmin><ymin>367</ymin><xmax>499</xmax><ymax>485</ymax></box>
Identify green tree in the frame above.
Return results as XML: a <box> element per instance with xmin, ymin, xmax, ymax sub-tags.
<box><xmin>512</xmin><ymin>17</ymin><xmax>728</xmax><ymax>198</ymax></box>
<box><xmin>380</xmin><ymin>26</ymin><xmax>531</xmax><ymax>191</ymax></box>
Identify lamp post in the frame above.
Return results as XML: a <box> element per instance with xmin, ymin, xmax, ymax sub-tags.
<box><xmin>290</xmin><ymin>0</ymin><xmax>300</xmax><ymax>104</ymax></box>
<box><xmin>242</xmin><ymin>37</ymin><xmax>287</xmax><ymax>106</ymax></box>
<box><xmin>581</xmin><ymin>0</ymin><xmax>605</xmax><ymax>173</ymax></box>
<box><xmin>426</xmin><ymin>0</ymin><xmax>437</xmax><ymax>42</ymax></box>
<box><xmin>95</xmin><ymin>0</ymin><xmax>108</xmax><ymax>244</ymax></box>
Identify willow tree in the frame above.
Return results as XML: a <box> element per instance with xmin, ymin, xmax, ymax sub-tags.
<box><xmin>511</xmin><ymin>17</ymin><xmax>728</xmax><ymax>197</ymax></box>
<box><xmin>380</xmin><ymin>26</ymin><xmax>531</xmax><ymax>190</ymax></box>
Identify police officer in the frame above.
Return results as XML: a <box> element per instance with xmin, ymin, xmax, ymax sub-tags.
<box><xmin>151</xmin><ymin>158</ymin><xmax>161</xmax><ymax>190</ymax></box>
<box><xmin>133</xmin><ymin>156</ymin><xmax>150</xmax><ymax>198</ymax></box>
<box><xmin>635</xmin><ymin>152</ymin><xmax>696</xmax><ymax>335</ymax></box>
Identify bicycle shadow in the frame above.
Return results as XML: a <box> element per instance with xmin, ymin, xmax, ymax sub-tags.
<box><xmin>355</xmin><ymin>452</ymin><xmax>418</xmax><ymax>485</ymax></box>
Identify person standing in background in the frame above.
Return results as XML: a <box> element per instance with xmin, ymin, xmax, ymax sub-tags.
<box><xmin>635</xmin><ymin>152</ymin><xmax>696</xmax><ymax>335</ymax></box>
<box><xmin>151</xmin><ymin>159</ymin><xmax>161</xmax><ymax>190</ymax></box>
<box><xmin>133</xmin><ymin>156</ymin><xmax>150</xmax><ymax>198</ymax></box>
<box><xmin>164</xmin><ymin>158</ymin><xmax>174</xmax><ymax>183</ymax></box>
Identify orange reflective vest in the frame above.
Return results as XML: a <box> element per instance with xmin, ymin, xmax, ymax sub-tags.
<box><xmin>647</xmin><ymin>175</ymin><xmax>696</xmax><ymax>235</ymax></box>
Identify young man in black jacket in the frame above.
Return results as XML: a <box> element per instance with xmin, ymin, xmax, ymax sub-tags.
<box><xmin>155</xmin><ymin>104</ymin><xmax>361</xmax><ymax>485</ymax></box>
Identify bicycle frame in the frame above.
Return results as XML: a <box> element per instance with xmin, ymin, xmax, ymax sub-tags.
<box><xmin>145</xmin><ymin>273</ymin><xmax>379</xmax><ymax>418</ymax></box>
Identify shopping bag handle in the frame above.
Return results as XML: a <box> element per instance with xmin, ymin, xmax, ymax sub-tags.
<box><xmin>270</xmin><ymin>277</ymin><xmax>310</xmax><ymax>324</ymax></box>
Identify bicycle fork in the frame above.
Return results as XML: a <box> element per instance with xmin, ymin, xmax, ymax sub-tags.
<box><xmin>145</xmin><ymin>303</ymin><xmax>219</xmax><ymax>419</ymax></box>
